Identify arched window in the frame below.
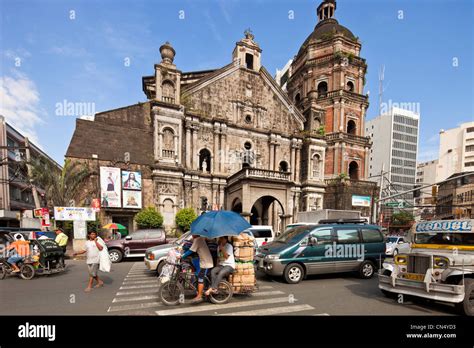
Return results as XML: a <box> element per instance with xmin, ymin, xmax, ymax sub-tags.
<box><xmin>317</xmin><ymin>81</ymin><xmax>328</xmax><ymax>96</ymax></box>
<box><xmin>312</xmin><ymin>154</ymin><xmax>322</xmax><ymax>178</ymax></box>
<box><xmin>347</xmin><ymin>120</ymin><xmax>356</xmax><ymax>135</ymax></box>
<box><xmin>346</xmin><ymin>81</ymin><xmax>355</xmax><ymax>92</ymax></box>
<box><xmin>349</xmin><ymin>161</ymin><xmax>359</xmax><ymax>180</ymax></box>
<box><xmin>245</xmin><ymin>53</ymin><xmax>254</xmax><ymax>70</ymax></box>
<box><xmin>162</xmin><ymin>81</ymin><xmax>175</xmax><ymax>103</ymax></box>
<box><xmin>294</xmin><ymin>93</ymin><xmax>301</xmax><ymax>103</ymax></box>
<box><xmin>162</xmin><ymin>128</ymin><xmax>175</xmax><ymax>158</ymax></box>
<box><xmin>279</xmin><ymin>161</ymin><xmax>289</xmax><ymax>173</ymax></box>
<box><xmin>199</xmin><ymin>149</ymin><xmax>211</xmax><ymax>173</ymax></box>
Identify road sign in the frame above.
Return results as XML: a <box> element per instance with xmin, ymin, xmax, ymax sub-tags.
<box><xmin>385</xmin><ymin>201</ymin><xmax>413</xmax><ymax>208</ymax></box>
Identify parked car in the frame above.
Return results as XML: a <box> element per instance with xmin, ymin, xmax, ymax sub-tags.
<box><xmin>256</xmin><ymin>219</ymin><xmax>385</xmax><ymax>284</ymax></box>
<box><xmin>145</xmin><ymin>232</ymin><xmax>192</xmax><ymax>274</ymax></box>
<box><xmin>246</xmin><ymin>225</ymin><xmax>274</xmax><ymax>247</ymax></box>
<box><xmin>385</xmin><ymin>235</ymin><xmax>410</xmax><ymax>256</ymax></box>
<box><xmin>106</xmin><ymin>228</ymin><xmax>167</xmax><ymax>263</ymax></box>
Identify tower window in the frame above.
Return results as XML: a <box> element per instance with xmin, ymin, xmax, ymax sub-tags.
<box><xmin>245</xmin><ymin>53</ymin><xmax>254</xmax><ymax>70</ymax></box>
<box><xmin>294</xmin><ymin>93</ymin><xmax>301</xmax><ymax>103</ymax></box>
<box><xmin>346</xmin><ymin>81</ymin><xmax>354</xmax><ymax>92</ymax></box>
<box><xmin>244</xmin><ymin>141</ymin><xmax>252</xmax><ymax>150</ymax></box>
<box><xmin>347</xmin><ymin>120</ymin><xmax>356</xmax><ymax>135</ymax></box>
<box><xmin>317</xmin><ymin>81</ymin><xmax>328</xmax><ymax>96</ymax></box>
<box><xmin>245</xmin><ymin>114</ymin><xmax>252</xmax><ymax>124</ymax></box>
<box><xmin>279</xmin><ymin>161</ymin><xmax>289</xmax><ymax>173</ymax></box>
<box><xmin>349</xmin><ymin>161</ymin><xmax>359</xmax><ymax>180</ymax></box>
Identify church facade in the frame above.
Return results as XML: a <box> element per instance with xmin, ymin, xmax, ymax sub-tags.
<box><xmin>66</xmin><ymin>0</ymin><xmax>376</xmax><ymax>233</ymax></box>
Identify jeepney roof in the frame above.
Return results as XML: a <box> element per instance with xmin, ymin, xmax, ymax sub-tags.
<box><xmin>411</xmin><ymin>220</ymin><xmax>473</xmax><ymax>234</ymax></box>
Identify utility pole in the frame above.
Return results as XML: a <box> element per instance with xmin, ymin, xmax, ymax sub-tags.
<box><xmin>375</xmin><ymin>163</ymin><xmax>384</xmax><ymax>224</ymax></box>
<box><xmin>25</xmin><ymin>137</ymin><xmax>41</xmax><ymax>209</ymax></box>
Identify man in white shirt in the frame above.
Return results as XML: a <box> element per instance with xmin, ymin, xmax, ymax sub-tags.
<box><xmin>206</xmin><ymin>236</ymin><xmax>235</xmax><ymax>296</ymax></box>
<box><xmin>73</xmin><ymin>231</ymin><xmax>105</xmax><ymax>292</ymax></box>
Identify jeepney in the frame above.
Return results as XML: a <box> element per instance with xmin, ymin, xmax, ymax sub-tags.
<box><xmin>378</xmin><ymin>219</ymin><xmax>474</xmax><ymax>316</ymax></box>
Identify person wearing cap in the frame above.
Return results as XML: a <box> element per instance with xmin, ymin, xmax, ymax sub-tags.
<box><xmin>54</xmin><ymin>228</ymin><xmax>68</xmax><ymax>254</ymax></box>
<box><xmin>6</xmin><ymin>233</ymin><xmax>30</xmax><ymax>273</ymax></box>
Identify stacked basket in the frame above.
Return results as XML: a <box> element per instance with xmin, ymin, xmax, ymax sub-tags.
<box><xmin>229</xmin><ymin>233</ymin><xmax>256</xmax><ymax>293</ymax></box>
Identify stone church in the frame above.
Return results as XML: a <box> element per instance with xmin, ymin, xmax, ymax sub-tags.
<box><xmin>66</xmin><ymin>0</ymin><xmax>377</xmax><ymax>233</ymax></box>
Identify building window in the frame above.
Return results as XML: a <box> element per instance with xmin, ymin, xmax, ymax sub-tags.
<box><xmin>312</xmin><ymin>154</ymin><xmax>322</xmax><ymax>178</ymax></box>
<box><xmin>199</xmin><ymin>149</ymin><xmax>211</xmax><ymax>172</ymax></box>
<box><xmin>466</xmin><ymin>145</ymin><xmax>474</xmax><ymax>152</ymax></box>
<box><xmin>346</xmin><ymin>81</ymin><xmax>354</xmax><ymax>92</ymax></box>
<box><xmin>317</xmin><ymin>81</ymin><xmax>328</xmax><ymax>96</ymax></box>
<box><xmin>467</xmin><ymin>127</ymin><xmax>474</xmax><ymax>133</ymax></box>
<box><xmin>161</xmin><ymin>81</ymin><xmax>175</xmax><ymax>103</ymax></box>
<box><xmin>349</xmin><ymin>161</ymin><xmax>359</xmax><ymax>180</ymax></box>
<box><xmin>279</xmin><ymin>161</ymin><xmax>289</xmax><ymax>173</ymax></box>
<box><xmin>245</xmin><ymin>53</ymin><xmax>254</xmax><ymax>70</ymax></box>
<box><xmin>465</xmin><ymin>162</ymin><xmax>474</xmax><ymax>167</ymax></box>
<box><xmin>245</xmin><ymin>114</ymin><xmax>252</xmax><ymax>124</ymax></box>
<box><xmin>294</xmin><ymin>93</ymin><xmax>301</xmax><ymax>103</ymax></box>
<box><xmin>162</xmin><ymin>128</ymin><xmax>175</xmax><ymax>158</ymax></box>
<box><xmin>347</xmin><ymin>120</ymin><xmax>356</xmax><ymax>135</ymax></box>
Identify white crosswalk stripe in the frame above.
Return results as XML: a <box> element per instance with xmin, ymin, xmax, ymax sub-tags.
<box><xmin>107</xmin><ymin>262</ymin><xmax>316</xmax><ymax>316</ymax></box>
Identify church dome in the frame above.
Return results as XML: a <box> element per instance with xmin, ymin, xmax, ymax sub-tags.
<box><xmin>306</xmin><ymin>18</ymin><xmax>356</xmax><ymax>44</ymax></box>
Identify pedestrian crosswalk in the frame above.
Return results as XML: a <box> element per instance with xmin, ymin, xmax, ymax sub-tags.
<box><xmin>107</xmin><ymin>262</ymin><xmax>322</xmax><ymax>316</ymax></box>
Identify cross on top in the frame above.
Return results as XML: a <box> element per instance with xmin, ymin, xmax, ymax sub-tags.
<box><xmin>244</xmin><ymin>28</ymin><xmax>254</xmax><ymax>40</ymax></box>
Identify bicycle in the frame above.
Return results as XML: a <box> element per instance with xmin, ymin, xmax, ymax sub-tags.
<box><xmin>158</xmin><ymin>260</ymin><xmax>233</xmax><ymax>306</ymax></box>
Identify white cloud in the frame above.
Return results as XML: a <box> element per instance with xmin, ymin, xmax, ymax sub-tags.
<box><xmin>0</xmin><ymin>72</ymin><xmax>44</xmax><ymax>144</ymax></box>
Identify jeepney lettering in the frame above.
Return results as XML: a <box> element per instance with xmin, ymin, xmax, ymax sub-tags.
<box><xmin>415</xmin><ymin>220</ymin><xmax>472</xmax><ymax>233</ymax></box>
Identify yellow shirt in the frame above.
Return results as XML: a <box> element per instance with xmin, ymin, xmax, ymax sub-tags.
<box><xmin>55</xmin><ymin>232</ymin><xmax>68</xmax><ymax>247</ymax></box>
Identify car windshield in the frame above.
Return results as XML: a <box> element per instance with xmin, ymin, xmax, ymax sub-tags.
<box><xmin>386</xmin><ymin>237</ymin><xmax>398</xmax><ymax>243</ymax></box>
<box><xmin>273</xmin><ymin>226</ymin><xmax>311</xmax><ymax>244</ymax></box>
<box><xmin>414</xmin><ymin>232</ymin><xmax>474</xmax><ymax>246</ymax></box>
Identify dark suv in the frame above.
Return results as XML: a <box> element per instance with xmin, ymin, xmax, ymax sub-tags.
<box><xmin>106</xmin><ymin>229</ymin><xmax>167</xmax><ymax>263</ymax></box>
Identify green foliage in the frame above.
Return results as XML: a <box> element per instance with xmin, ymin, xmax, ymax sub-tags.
<box><xmin>317</xmin><ymin>125</ymin><xmax>326</xmax><ymax>136</ymax></box>
<box><xmin>175</xmin><ymin>207</ymin><xmax>197</xmax><ymax>232</ymax></box>
<box><xmin>338</xmin><ymin>173</ymin><xmax>349</xmax><ymax>179</ymax></box>
<box><xmin>135</xmin><ymin>207</ymin><xmax>164</xmax><ymax>229</ymax></box>
<box><xmin>31</xmin><ymin>158</ymin><xmax>90</xmax><ymax>207</ymax></box>
<box><xmin>391</xmin><ymin>211</ymin><xmax>415</xmax><ymax>225</ymax></box>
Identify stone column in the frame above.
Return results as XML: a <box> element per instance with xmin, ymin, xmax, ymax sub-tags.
<box><xmin>340</xmin><ymin>100</ymin><xmax>345</xmax><ymax>132</ymax></box>
<box><xmin>192</xmin><ymin>125</ymin><xmax>198</xmax><ymax>170</ymax></box>
<box><xmin>290</xmin><ymin>142</ymin><xmax>296</xmax><ymax>181</ymax></box>
<box><xmin>269</xmin><ymin>141</ymin><xmax>274</xmax><ymax>170</ymax></box>
<box><xmin>334</xmin><ymin>143</ymin><xmax>340</xmax><ymax>177</ymax></box>
<box><xmin>153</xmin><ymin>107</ymin><xmax>159</xmax><ymax>161</ymax></box>
<box><xmin>341</xmin><ymin>142</ymin><xmax>346</xmax><ymax>175</ymax></box>
<box><xmin>185</xmin><ymin>126</ymin><xmax>191</xmax><ymax>168</ymax></box>
<box><xmin>220</xmin><ymin>126</ymin><xmax>227</xmax><ymax>173</ymax></box>
<box><xmin>364</xmin><ymin>146</ymin><xmax>370</xmax><ymax>180</ymax></box>
<box><xmin>213</xmin><ymin>123</ymin><xmax>220</xmax><ymax>174</ymax></box>
<box><xmin>294</xmin><ymin>144</ymin><xmax>301</xmax><ymax>182</ymax></box>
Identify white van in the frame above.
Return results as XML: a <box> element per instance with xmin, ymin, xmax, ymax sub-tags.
<box><xmin>246</xmin><ymin>225</ymin><xmax>274</xmax><ymax>247</ymax></box>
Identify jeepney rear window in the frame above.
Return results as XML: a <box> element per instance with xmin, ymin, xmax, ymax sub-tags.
<box><xmin>415</xmin><ymin>233</ymin><xmax>474</xmax><ymax>245</ymax></box>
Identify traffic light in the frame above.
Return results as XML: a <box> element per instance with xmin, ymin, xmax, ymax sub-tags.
<box><xmin>200</xmin><ymin>196</ymin><xmax>208</xmax><ymax>212</ymax></box>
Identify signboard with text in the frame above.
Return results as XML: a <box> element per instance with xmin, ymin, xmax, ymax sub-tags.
<box><xmin>54</xmin><ymin>207</ymin><xmax>96</xmax><ymax>221</ymax></box>
<box><xmin>352</xmin><ymin>195</ymin><xmax>371</xmax><ymax>207</ymax></box>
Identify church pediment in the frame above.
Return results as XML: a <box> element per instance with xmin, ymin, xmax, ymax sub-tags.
<box><xmin>181</xmin><ymin>63</ymin><xmax>305</xmax><ymax>134</ymax></box>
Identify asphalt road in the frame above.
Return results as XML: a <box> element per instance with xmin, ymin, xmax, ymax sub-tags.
<box><xmin>0</xmin><ymin>259</ymin><xmax>458</xmax><ymax>316</ymax></box>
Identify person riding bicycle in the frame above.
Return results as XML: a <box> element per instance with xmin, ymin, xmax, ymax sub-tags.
<box><xmin>205</xmin><ymin>236</ymin><xmax>235</xmax><ymax>296</ymax></box>
<box><xmin>179</xmin><ymin>235</ymin><xmax>214</xmax><ymax>304</ymax></box>
<box><xmin>6</xmin><ymin>233</ymin><xmax>30</xmax><ymax>273</ymax></box>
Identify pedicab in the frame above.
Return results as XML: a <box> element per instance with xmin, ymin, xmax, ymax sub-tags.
<box><xmin>0</xmin><ymin>232</ymin><xmax>66</xmax><ymax>280</ymax></box>
<box><xmin>158</xmin><ymin>210</ymin><xmax>258</xmax><ymax>305</ymax></box>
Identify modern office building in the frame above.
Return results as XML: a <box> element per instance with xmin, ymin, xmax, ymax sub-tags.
<box><xmin>415</xmin><ymin>159</ymin><xmax>438</xmax><ymax>220</ymax></box>
<box><xmin>437</xmin><ymin>121</ymin><xmax>474</xmax><ymax>181</ymax></box>
<box><xmin>365</xmin><ymin>107</ymin><xmax>420</xmax><ymax>214</ymax></box>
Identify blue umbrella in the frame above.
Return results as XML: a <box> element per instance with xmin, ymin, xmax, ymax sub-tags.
<box><xmin>190</xmin><ymin>210</ymin><xmax>251</xmax><ymax>239</ymax></box>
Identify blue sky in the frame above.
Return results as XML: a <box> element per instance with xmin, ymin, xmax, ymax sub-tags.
<box><xmin>1</xmin><ymin>0</ymin><xmax>473</xmax><ymax>164</ymax></box>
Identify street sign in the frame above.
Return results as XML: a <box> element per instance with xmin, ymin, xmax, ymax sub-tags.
<box><xmin>385</xmin><ymin>201</ymin><xmax>413</xmax><ymax>208</ymax></box>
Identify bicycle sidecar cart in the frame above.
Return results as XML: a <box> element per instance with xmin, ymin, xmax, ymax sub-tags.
<box><xmin>1</xmin><ymin>233</ymin><xmax>66</xmax><ymax>280</ymax></box>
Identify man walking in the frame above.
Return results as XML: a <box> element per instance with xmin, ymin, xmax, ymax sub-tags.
<box><xmin>54</xmin><ymin>228</ymin><xmax>68</xmax><ymax>254</ymax></box>
<box><xmin>73</xmin><ymin>230</ymin><xmax>105</xmax><ymax>292</ymax></box>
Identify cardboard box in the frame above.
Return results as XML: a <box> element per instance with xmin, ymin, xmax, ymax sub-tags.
<box><xmin>234</xmin><ymin>246</ymin><xmax>254</xmax><ymax>261</ymax></box>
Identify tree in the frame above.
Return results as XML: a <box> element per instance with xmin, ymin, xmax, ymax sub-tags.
<box><xmin>175</xmin><ymin>207</ymin><xmax>197</xmax><ymax>232</ymax></box>
<box><xmin>135</xmin><ymin>207</ymin><xmax>164</xmax><ymax>229</ymax></box>
<box><xmin>391</xmin><ymin>211</ymin><xmax>414</xmax><ymax>226</ymax></box>
<box><xmin>30</xmin><ymin>157</ymin><xmax>90</xmax><ymax>207</ymax></box>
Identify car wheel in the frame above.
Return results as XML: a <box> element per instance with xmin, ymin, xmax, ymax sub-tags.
<box><xmin>20</xmin><ymin>264</ymin><xmax>35</xmax><ymax>280</ymax></box>
<box><xmin>359</xmin><ymin>260</ymin><xmax>375</xmax><ymax>279</ymax></box>
<box><xmin>284</xmin><ymin>263</ymin><xmax>304</xmax><ymax>284</ymax></box>
<box><xmin>109</xmin><ymin>249</ymin><xmax>123</xmax><ymax>263</ymax></box>
<box><xmin>156</xmin><ymin>261</ymin><xmax>164</xmax><ymax>276</ymax></box>
<box><xmin>456</xmin><ymin>278</ymin><xmax>474</xmax><ymax>316</ymax></box>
